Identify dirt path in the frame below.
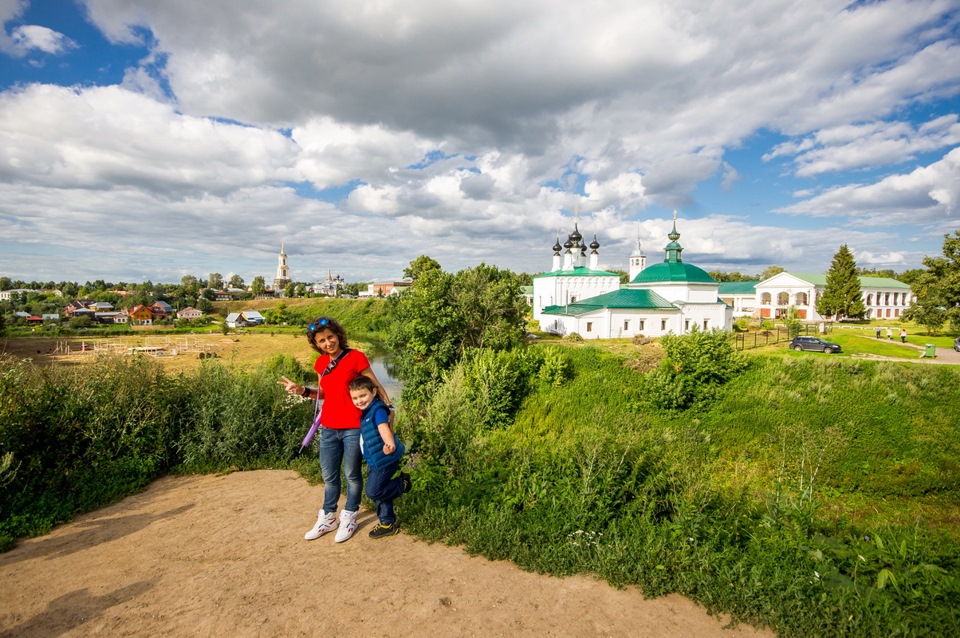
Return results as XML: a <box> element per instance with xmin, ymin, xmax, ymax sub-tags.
<box><xmin>0</xmin><ymin>471</ymin><xmax>772</xmax><ymax>637</ymax></box>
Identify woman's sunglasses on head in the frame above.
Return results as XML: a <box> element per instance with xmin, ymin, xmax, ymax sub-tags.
<box><xmin>308</xmin><ymin>318</ymin><xmax>330</xmax><ymax>333</ymax></box>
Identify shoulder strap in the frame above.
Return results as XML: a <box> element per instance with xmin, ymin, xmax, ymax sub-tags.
<box><xmin>321</xmin><ymin>347</ymin><xmax>351</xmax><ymax>378</ymax></box>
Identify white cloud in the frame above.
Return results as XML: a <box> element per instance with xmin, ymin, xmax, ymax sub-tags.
<box><xmin>0</xmin><ymin>83</ymin><xmax>299</xmax><ymax>196</ymax></box>
<box><xmin>2</xmin><ymin>0</ymin><xmax>959</xmax><ymax>281</ymax></box>
<box><xmin>775</xmin><ymin>147</ymin><xmax>960</xmax><ymax>223</ymax></box>
<box><xmin>765</xmin><ymin>116</ymin><xmax>960</xmax><ymax>176</ymax></box>
<box><xmin>293</xmin><ymin>117</ymin><xmax>433</xmax><ymax>189</ymax></box>
<box><xmin>9</xmin><ymin>24</ymin><xmax>76</xmax><ymax>55</ymax></box>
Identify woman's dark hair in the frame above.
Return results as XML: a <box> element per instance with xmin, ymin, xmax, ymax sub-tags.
<box><xmin>307</xmin><ymin>316</ymin><xmax>349</xmax><ymax>353</ymax></box>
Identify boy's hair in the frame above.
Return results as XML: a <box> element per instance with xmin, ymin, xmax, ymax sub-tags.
<box><xmin>306</xmin><ymin>316</ymin><xmax>349</xmax><ymax>353</ymax></box>
<box><xmin>348</xmin><ymin>375</ymin><xmax>377</xmax><ymax>393</ymax></box>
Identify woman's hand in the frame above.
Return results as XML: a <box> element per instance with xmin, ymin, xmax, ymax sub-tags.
<box><xmin>277</xmin><ymin>375</ymin><xmax>304</xmax><ymax>396</ymax></box>
<box><xmin>382</xmin><ymin>442</ymin><xmax>396</xmax><ymax>455</ymax></box>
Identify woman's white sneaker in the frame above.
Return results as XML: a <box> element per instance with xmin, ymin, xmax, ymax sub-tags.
<box><xmin>304</xmin><ymin>509</ymin><xmax>338</xmax><ymax>540</ymax></box>
<box><xmin>334</xmin><ymin>509</ymin><xmax>358</xmax><ymax>543</ymax></box>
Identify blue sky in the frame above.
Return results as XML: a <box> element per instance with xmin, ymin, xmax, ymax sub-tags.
<box><xmin>1</xmin><ymin>0</ymin><xmax>959</xmax><ymax>285</ymax></box>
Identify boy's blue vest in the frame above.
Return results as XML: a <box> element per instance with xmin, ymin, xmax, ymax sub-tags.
<box><xmin>360</xmin><ymin>397</ymin><xmax>405</xmax><ymax>470</ymax></box>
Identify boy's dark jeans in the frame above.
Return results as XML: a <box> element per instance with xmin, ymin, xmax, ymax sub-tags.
<box><xmin>366</xmin><ymin>460</ymin><xmax>403</xmax><ymax>525</ymax></box>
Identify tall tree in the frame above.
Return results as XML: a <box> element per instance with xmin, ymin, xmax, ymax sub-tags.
<box><xmin>388</xmin><ymin>260</ymin><xmax>527</xmax><ymax>401</ymax></box>
<box><xmin>250</xmin><ymin>276</ymin><xmax>266</xmax><ymax>297</ymax></box>
<box><xmin>817</xmin><ymin>244</ymin><xmax>865</xmax><ymax>320</ymax></box>
<box><xmin>904</xmin><ymin>229</ymin><xmax>960</xmax><ymax>333</ymax></box>
<box><xmin>759</xmin><ymin>265</ymin><xmax>785</xmax><ymax>281</ymax></box>
<box><xmin>208</xmin><ymin>273</ymin><xmax>224</xmax><ymax>290</ymax></box>
<box><xmin>403</xmin><ymin>255</ymin><xmax>442</xmax><ymax>280</ymax></box>
<box><xmin>228</xmin><ymin>274</ymin><xmax>245</xmax><ymax>289</ymax></box>
<box><xmin>180</xmin><ymin>275</ymin><xmax>199</xmax><ymax>298</ymax></box>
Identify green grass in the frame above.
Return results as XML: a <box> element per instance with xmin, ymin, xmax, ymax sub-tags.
<box><xmin>4</xmin><ymin>324</ymin><xmax>960</xmax><ymax>636</ymax></box>
<box><xmin>399</xmin><ymin>344</ymin><xmax>960</xmax><ymax>636</ymax></box>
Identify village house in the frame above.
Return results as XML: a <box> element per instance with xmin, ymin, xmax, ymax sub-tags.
<box><xmin>149</xmin><ymin>300</ymin><xmax>174</xmax><ymax>319</ymax></box>
<box><xmin>64</xmin><ymin>300</ymin><xmax>94</xmax><ymax>316</ymax></box>
<box><xmin>0</xmin><ymin>288</ymin><xmax>43</xmax><ymax>301</ymax></box>
<box><xmin>88</xmin><ymin>301</ymin><xmax>115</xmax><ymax>312</ymax></box>
<box><xmin>358</xmin><ymin>280</ymin><xmax>413</xmax><ymax>297</ymax></box>
<box><xmin>225</xmin><ymin>310</ymin><xmax>265</xmax><ymax>328</ymax></box>
<box><xmin>128</xmin><ymin>305</ymin><xmax>154</xmax><ymax>325</ymax></box>
<box><xmin>177</xmin><ymin>306</ymin><xmax>203</xmax><ymax>320</ymax></box>
<box><xmin>95</xmin><ymin>311</ymin><xmax>128</xmax><ymax>324</ymax></box>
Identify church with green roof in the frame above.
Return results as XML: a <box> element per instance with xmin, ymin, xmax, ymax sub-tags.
<box><xmin>534</xmin><ymin>214</ymin><xmax>733</xmax><ymax>338</ymax></box>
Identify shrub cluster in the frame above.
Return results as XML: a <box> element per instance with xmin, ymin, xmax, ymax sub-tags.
<box><xmin>0</xmin><ymin>353</ymin><xmax>313</xmax><ymax>550</ymax></box>
<box><xmin>398</xmin><ymin>342</ymin><xmax>960</xmax><ymax>636</ymax></box>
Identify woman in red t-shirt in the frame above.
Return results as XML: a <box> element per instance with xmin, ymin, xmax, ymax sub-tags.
<box><xmin>278</xmin><ymin>317</ymin><xmax>393</xmax><ymax>543</ymax></box>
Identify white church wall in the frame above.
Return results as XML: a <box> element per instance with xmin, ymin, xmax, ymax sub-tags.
<box><xmin>532</xmin><ymin>274</ymin><xmax>620</xmax><ymax>319</ymax></box>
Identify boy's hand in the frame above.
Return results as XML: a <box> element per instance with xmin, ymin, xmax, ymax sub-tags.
<box><xmin>383</xmin><ymin>442</ymin><xmax>396</xmax><ymax>455</ymax></box>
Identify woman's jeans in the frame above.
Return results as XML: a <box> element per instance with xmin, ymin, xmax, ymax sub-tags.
<box><xmin>319</xmin><ymin>427</ymin><xmax>362</xmax><ymax>513</ymax></box>
<box><xmin>365</xmin><ymin>460</ymin><xmax>402</xmax><ymax>525</ymax></box>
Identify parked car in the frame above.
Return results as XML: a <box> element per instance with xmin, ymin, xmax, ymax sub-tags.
<box><xmin>789</xmin><ymin>336</ymin><xmax>842</xmax><ymax>353</ymax></box>
<box><xmin>954</xmin><ymin>336</ymin><xmax>960</xmax><ymax>352</ymax></box>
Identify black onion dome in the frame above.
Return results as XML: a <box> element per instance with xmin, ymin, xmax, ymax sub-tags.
<box><xmin>589</xmin><ymin>234</ymin><xmax>600</xmax><ymax>250</ymax></box>
<box><xmin>563</xmin><ymin>238</ymin><xmax>574</xmax><ymax>250</ymax></box>
<box><xmin>569</xmin><ymin>224</ymin><xmax>583</xmax><ymax>243</ymax></box>
<box><xmin>553</xmin><ymin>238</ymin><xmax>562</xmax><ymax>253</ymax></box>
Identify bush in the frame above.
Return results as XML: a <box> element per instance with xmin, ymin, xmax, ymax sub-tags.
<box><xmin>645</xmin><ymin>328</ymin><xmax>746</xmax><ymax>410</ymax></box>
<box><xmin>398</xmin><ymin>345</ymin><xmax>960</xmax><ymax>636</ymax></box>
<box><xmin>0</xmin><ymin>352</ymin><xmax>315</xmax><ymax>546</ymax></box>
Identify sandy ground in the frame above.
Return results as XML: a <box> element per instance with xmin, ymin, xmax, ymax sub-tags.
<box><xmin>0</xmin><ymin>470</ymin><xmax>773</xmax><ymax>638</ymax></box>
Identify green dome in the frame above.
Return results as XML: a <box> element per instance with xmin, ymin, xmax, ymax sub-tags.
<box><xmin>631</xmin><ymin>214</ymin><xmax>716</xmax><ymax>285</ymax></box>
<box><xmin>631</xmin><ymin>261</ymin><xmax>717</xmax><ymax>284</ymax></box>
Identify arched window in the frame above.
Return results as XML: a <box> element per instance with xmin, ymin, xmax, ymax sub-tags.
<box><xmin>866</xmin><ymin>294</ymin><xmax>873</xmax><ymax>306</ymax></box>
<box><xmin>796</xmin><ymin>292</ymin><xmax>808</xmax><ymax>305</ymax></box>
<box><xmin>777</xmin><ymin>292</ymin><xmax>789</xmax><ymax>305</ymax></box>
<box><xmin>761</xmin><ymin>292</ymin><xmax>771</xmax><ymax>305</ymax></box>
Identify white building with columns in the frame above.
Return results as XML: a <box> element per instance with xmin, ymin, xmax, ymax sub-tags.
<box><xmin>753</xmin><ymin>272</ymin><xmax>913</xmax><ymax>321</ymax></box>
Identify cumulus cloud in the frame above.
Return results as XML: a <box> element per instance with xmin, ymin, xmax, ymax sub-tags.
<box><xmin>0</xmin><ymin>84</ymin><xmax>299</xmax><ymax>197</ymax></box>
<box><xmin>765</xmin><ymin>115</ymin><xmax>960</xmax><ymax>176</ymax></box>
<box><xmin>775</xmin><ymin>147</ymin><xmax>960</xmax><ymax>223</ymax></box>
<box><xmin>1</xmin><ymin>0</ymin><xmax>958</xmax><ymax>281</ymax></box>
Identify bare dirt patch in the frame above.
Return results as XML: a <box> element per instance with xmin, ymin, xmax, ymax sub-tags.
<box><xmin>0</xmin><ymin>471</ymin><xmax>772</xmax><ymax>637</ymax></box>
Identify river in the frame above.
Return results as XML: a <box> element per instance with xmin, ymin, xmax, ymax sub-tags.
<box><xmin>366</xmin><ymin>351</ymin><xmax>403</xmax><ymax>404</ymax></box>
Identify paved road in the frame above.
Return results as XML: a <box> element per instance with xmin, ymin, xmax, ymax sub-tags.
<box><xmin>856</xmin><ymin>337</ymin><xmax>960</xmax><ymax>365</ymax></box>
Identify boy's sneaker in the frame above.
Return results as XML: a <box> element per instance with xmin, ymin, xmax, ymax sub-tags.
<box><xmin>399</xmin><ymin>472</ymin><xmax>412</xmax><ymax>494</ymax></box>
<box><xmin>368</xmin><ymin>522</ymin><xmax>399</xmax><ymax>539</ymax></box>
<box><xmin>334</xmin><ymin>509</ymin><xmax>358</xmax><ymax>543</ymax></box>
<box><xmin>304</xmin><ymin>509</ymin><xmax>338</xmax><ymax>541</ymax></box>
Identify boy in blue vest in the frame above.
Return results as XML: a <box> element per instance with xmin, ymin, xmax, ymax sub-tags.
<box><xmin>348</xmin><ymin>376</ymin><xmax>411</xmax><ymax>538</ymax></box>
